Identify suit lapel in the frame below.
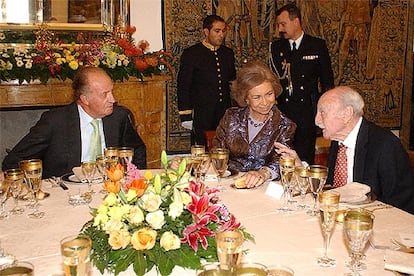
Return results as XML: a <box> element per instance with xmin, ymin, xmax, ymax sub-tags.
<box><xmin>353</xmin><ymin>119</ymin><xmax>369</xmax><ymax>181</ymax></box>
<box><xmin>65</xmin><ymin>103</ymin><xmax>82</xmax><ymax>166</ymax></box>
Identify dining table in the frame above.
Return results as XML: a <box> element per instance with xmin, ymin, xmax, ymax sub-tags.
<box><xmin>0</xmin><ymin>170</ymin><xmax>413</xmax><ymax>276</ymax></box>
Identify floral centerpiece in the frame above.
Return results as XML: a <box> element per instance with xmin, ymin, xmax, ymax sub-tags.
<box><xmin>0</xmin><ymin>24</ymin><xmax>173</xmax><ymax>84</ymax></box>
<box><xmin>81</xmin><ymin>151</ymin><xmax>253</xmax><ymax>276</ymax></box>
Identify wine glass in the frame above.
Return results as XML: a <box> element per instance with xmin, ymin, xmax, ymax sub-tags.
<box><xmin>344</xmin><ymin>208</ymin><xmax>375</xmax><ymax>275</ymax></box>
<box><xmin>118</xmin><ymin>147</ymin><xmax>134</xmax><ymax>180</ymax></box>
<box><xmin>317</xmin><ymin>190</ymin><xmax>340</xmax><ymax>267</ymax></box>
<box><xmin>95</xmin><ymin>155</ymin><xmax>106</xmax><ymax>181</ymax></box>
<box><xmin>210</xmin><ymin>148</ymin><xmax>229</xmax><ymax>191</ymax></box>
<box><xmin>197</xmin><ymin>153</ymin><xmax>211</xmax><ymax>183</ymax></box>
<box><xmin>306</xmin><ymin>165</ymin><xmax>328</xmax><ymax>216</ymax></box>
<box><xmin>81</xmin><ymin>161</ymin><xmax>96</xmax><ymax>194</ymax></box>
<box><xmin>295</xmin><ymin>166</ymin><xmax>310</xmax><ymax>209</ymax></box>
<box><xmin>5</xmin><ymin>168</ymin><xmax>25</xmax><ymax>215</ymax></box>
<box><xmin>277</xmin><ymin>156</ymin><xmax>295</xmax><ymax>213</ymax></box>
<box><xmin>215</xmin><ymin>230</ymin><xmax>244</xmax><ymax>272</ymax></box>
<box><xmin>191</xmin><ymin>145</ymin><xmax>206</xmax><ymax>179</ymax></box>
<box><xmin>60</xmin><ymin>234</ymin><xmax>92</xmax><ymax>276</ymax></box>
<box><xmin>191</xmin><ymin>145</ymin><xmax>206</xmax><ymax>156</ymax></box>
<box><xmin>19</xmin><ymin>159</ymin><xmax>44</xmax><ymax>219</ymax></box>
<box><xmin>104</xmin><ymin>147</ymin><xmax>119</xmax><ymax>169</ymax></box>
<box><xmin>0</xmin><ymin>179</ymin><xmax>10</xmax><ymax>220</ymax></box>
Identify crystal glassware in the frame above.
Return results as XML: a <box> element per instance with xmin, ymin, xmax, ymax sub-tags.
<box><xmin>317</xmin><ymin>190</ymin><xmax>340</xmax><ymax>267</ymax></box>
<box><xmin>5</xmin><ymin>168</ymin><xmax>25</xmax><ymax>215</ymax></box>
<box><xmin>215</xmin><ymin>230</ymin><xmax>244</xmax><ymax>272</ymax></box>
<box><xmin>306</xmin><ymin>165</ymin><xmax>328</xmax><ymax>216</ymax></box>
<box><xmin>210</xmin><ymin>148</ymin><xmax>229</xmax><ymax>191</ymax></box>
<box><xmin>118</xmin><ymin>147</ymin><xmax>134</xmax><ymax>179</ymax></box>
<box><xmin>295</xmin><ymin>166</ymin><xmax>310</xmax><ymax>209</ymax></box>
<box><xmin>196</xmin><ymin>153</ymin><xmax>211</xmax><ymax>183</ymax></box>
<box><xmin>19</xmin><ymin>159</ymin><xmax>44</xmax><ymax>219</ymax></box>
<box><xmin>277</xmin><ymin>156</ymin><xmax>295</xmax><ymax>213</ymax></box>
<box><xmin>344</xmin><ymin>208</ymin><xmax>374</xmax><ymax>275</ymax></box>
<box><xmin>191</xmin><ymin>145</ymin><xmax>206</xmax><ymax>156</ymax></box>
<box><xmin>0</xmin><ymin>261</ymin><xmax>34</xmax><ymax>275</ymax></box>
<box><xmin>60</xmin><ymin>234</ymin><xmax>92</xmax><ymax>276</ymax></box>
<box><xmin>81</xmin><ymin>161</ymin><xmax>96</xmax><ymax>194</ymax></box>
<box><xmin>0</xmin><ymin>179</ymin><xmax>10</xmax><ymax>220</ymax></box>
<box><xmin>104</xmin><ymin>147</ymin><xmax>120</xmax><ymax>169</ymax></box>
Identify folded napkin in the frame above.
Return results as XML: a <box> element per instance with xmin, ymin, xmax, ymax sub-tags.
<box><xmin>72</xmin><ymin>167</ymin><xmax>101</xmax><ymax>182</ymax></box>
<box><xmin>333</xmin><ymin>182</ymin><xmax>371</xmax><ymax>203</ymax></box>
<box><xmin>265</xmin><ymin>181</ymin><xmax>284</xmax><ymax>200</ymax></box>
<box><xmin>384</xmin><ymin>249</ymin><xmax>414</xmax><ymax>274</ymax></box>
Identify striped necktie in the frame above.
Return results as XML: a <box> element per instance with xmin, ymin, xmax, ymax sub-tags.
<box><xmin>89</xmin><ymin>119</ymin><xmax>102</xmax><ymax>161</ymax></box>
<box><xmin>333</xmin><ymin>144</ymin><xmax>347</xmax><ymax>187</ymax></box>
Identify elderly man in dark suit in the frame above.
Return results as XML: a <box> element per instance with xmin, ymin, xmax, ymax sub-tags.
<box><xmin>270</xmin><ymin>3</ymin><xmax>334</xmax><ymax>164</ymax></box>
<box><xmin>2</xmin><ymin>67</ymin><xmax>146</xmax><ymax>179</ymax></box>
<box><xmin>275</xmin><ymin>86</ymin><xmax>414</xmax><ymax>214</ymax></box>
<box><xmin>177</xmin><ymin>14</ymin><xmax>236</xmax><ymax>145</ymax></box>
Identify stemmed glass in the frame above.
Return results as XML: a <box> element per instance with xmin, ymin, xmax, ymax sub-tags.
<box><xmin>277</xmin><ymin>156</ymin><xmax>295</xmax><ymax>213</ymax></box>
<box><xmin>191</xmin><ymin>145</ymin><xmax>206</xmax><ymax>179</ymax></box>
<box><xmin>215</xmin><ymin>230</ymin><xmax>244</xmax><ymax>272</ymax></box>
<box><xmin>5</xmin><ymin>168</ymin><xmax>25</xmax><ymax>215</ymax></box>
<box><xmin>118</xmin><ymin>147</ymin><xmax>134</xmax><ymax>181</ymax></box>
<box><xmin>307</xmin><ymin>165</ymin><xmax>328</xmax><ymax>216</ymax></box>
<box><xmin>95</xmin><ymin>155</ymin><xmax>107</xmax><ymax>181</ymax></box>
<box><xmin>104</xmin><ymin>147</ymin><xmax>119</xmax><ymax>169</ymax></box>
<box><xmin>196</xmin><ymin>153</ymin><xmax>211</xmax><ymax>183</ymax></box>
<box><xmin>317</xmin><ymin>190</ymin><xmax>340</xmax><ymax>267</ymax></box>
<box><xmin>81</xmin><ymin>161</ymin><xmax>96</xmax><ymax>194</ymax></box>
<box><xmin>295</xmin><ymin>166</ymin><xmax>310</xmax><ymax>209</ymax></box>
<box><xmin>0</xmin><ymin>179</ymin><xmax>10</xmax><ymax>219</ymax></box>
<box><xmin>19</xmin><ymin>159</ymin><xmax>44</xmax><ymax>219</ymax></box>
<box><xmin>210</xmin><ymin>148</ymin><xmax>229</xmax><ymax>191</ymax></box>
<box><xmin>344</xmin><ymin>208</ymin><xmax>375</xmax><ymax>275</ymax></box>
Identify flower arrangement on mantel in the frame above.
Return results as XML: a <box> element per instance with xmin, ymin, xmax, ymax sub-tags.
<box><xmin>0</xmin><ymin>24</ymin><xmax>173</xmax><ymax>84</ymax></box>
<box><xmin>81</xmin><ymin>151</ymin><xmax>253</xmax><ymax>276</ymax></box>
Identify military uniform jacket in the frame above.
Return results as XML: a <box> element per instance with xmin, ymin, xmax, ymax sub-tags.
<box><xmin>270</xmin><ymin>34</ymin><xmax>334</xmax><ymax>127</ymax></box>
<box><xmin>177</xmin><ymin>42</ymin><xmax>236</xmax><ymax>130</ymax></box>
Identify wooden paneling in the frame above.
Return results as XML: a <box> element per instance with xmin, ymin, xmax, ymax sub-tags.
<box><xmin>0</xmin><ymin>76</ymin><xmax>170</xmax><ymax>168</ymax></box>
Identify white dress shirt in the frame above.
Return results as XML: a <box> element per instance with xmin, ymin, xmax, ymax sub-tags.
<box><xmin>342</xmin><ymin>117</ymin><xmax>363</xmax><ymax>184</ymax></box>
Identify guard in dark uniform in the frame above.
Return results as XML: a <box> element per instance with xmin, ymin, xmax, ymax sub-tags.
<box><xmin>270</xmin><ymin>4</ymin><xmax>334</xmax><ymax>163</ymax></box>
<box><xmin>177</xmin><ymin>15</ymin><xmax>236</xmax><ymax>146</ymax></box>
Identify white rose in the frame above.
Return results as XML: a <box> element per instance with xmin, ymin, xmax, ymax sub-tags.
<box><xmin>168</xmin><ymin>201</ymin><xmax>183</xmax><ymax>220</ymax></box>
<box><xmin>145</xmin><ymin>210</ymin><xmax>165</xmax><ymax>229</ymax></box>
<box><xmin>160</xmin><ymin>231</ymin><xmax>181</xmax><ymax>251</ymax></box>
<box><xmin>128</xmin><ymin>206</ymin><xmax>144</xmax><ymax>225</ymax></box>
<box><xmin>139</xmin><ymin>192</ymin><xmax>162</xmax><ymax>212</ymax></box>
<box><xmin>103</xmin><ymin>218</ymin><xmax>124</xmax><ymax>233</ymax></box>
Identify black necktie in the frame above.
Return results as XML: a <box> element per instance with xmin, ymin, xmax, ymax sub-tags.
<box><xmin>292</xmin><ymin>42</ymin><xmax>297</xmax><ymax>54</ymax></box>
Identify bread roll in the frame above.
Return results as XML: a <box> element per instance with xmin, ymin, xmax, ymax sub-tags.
<box><xmin>234</xmin><ymin>176</ymin><xmax>247</xmax><ymax>188</ymax></box>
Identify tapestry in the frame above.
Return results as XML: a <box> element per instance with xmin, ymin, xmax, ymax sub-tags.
<box><xmin>163</xmin><ymin>0</ymin><xmax>410</xmax><ymax>152</ymax></box>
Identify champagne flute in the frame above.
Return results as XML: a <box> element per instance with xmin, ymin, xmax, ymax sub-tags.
<box><xmin>118</xmin><ymin>147</ymin><xmax>134</xmax><ymax>182</ymax></box>
<box><xmin>20</xmin><ymin>159</ymin><xmax>44</xmax><ymax>219</ymax></box>
<box><xmin>317</xmin><ymin>190</ymin><xmax>340</xmax><ymax>267</ymax></box>
<box><xmin>307</xmin><ymin>165</ymin><xmax>328</xmax><ymax>216</ymax></box>
<box><xmin>81</xmin><ymin>161</ymin><xmax>96</xmax><ymax>194</ymax></box>
<box><xmin>210</xmin><ymin>148</ymin><xmax>229</xmax><ymax>191</ymax></box>
<box><xmin>197</xmin><ymin>153</ymin><xmax>211</xmax><ymax>183</ymax></box>
<box><xmin>277</xmin><ymin>156</ymin><xmax>295</xmax><ymax>213</ymax></box>
<box><xmin>344</xmin><ymin>208</ymin><xmax>374</xmax><ymax>275</ymax></box>
<box><xmin>215</xmin><ymin>230</ymin><xmax>244</xmax><ymax>272</ymax></box>
<box><xmin>295</xmin><ymin>166</ymin><xmax>310</xmax><ymax>209</ymax></box>
<box><xmin>0</xmin><ymin>179</ymin><xmax>10</xmax><ymax>220</ymax></box>
<box><xmin>5</xmin><ymin>168</ymin><xmax>25</xmax><ymax>215</ymax></box>
<box><xmin>191</xmin><ymin>145</ymin><xmax>205</xmax><ymax>179</ymax></box>
<box><xmin>60</xmin><ymin>234</ymin><xmax>92</xmax><ymax>276</ymax></box>
<box><xmin>104</xmin><ymin>147</ymin><xmax>119</xmax><ymax>169</ymax></box>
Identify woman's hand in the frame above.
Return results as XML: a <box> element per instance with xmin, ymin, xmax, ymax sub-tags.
<box><xmin>274</xmin><ymin>142</ymin><xmax>302</xmax><ymax>167</ymax></box>
<box><xmin>245</xmin><ymin>168</ymin><xmax>270</xmax><ymax>188</ymax></box>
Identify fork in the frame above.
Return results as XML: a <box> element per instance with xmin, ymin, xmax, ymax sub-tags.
<box><xmin>391</xmin><ymin>239</ymin><xmax>414</xmax><ymax>253</ymax></box>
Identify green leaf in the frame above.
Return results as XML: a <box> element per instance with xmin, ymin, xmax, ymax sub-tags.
<box><xmin>132</xmin><ymin>251</ymin><xmax>146</xmax><ymax>276</ymax></box>
<box><xmin>178</xmin><ymin>158</ymin><xmax>186</xmax><ymax>177</ymax></box>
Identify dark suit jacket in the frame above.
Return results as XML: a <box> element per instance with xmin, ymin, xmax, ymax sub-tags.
<box><xmin>270</xmin><ymin>34</ymin><xmax>334</xmax><ymax>162</ymax></box>
<box><xmin>2</xmin><ymin>102</ymin><xmax>146</xmax><ymax>179</ymax></box>
<box><xmin>327</xmin><ymin>118</ymin><xmax>414</xmax><ymax>214</ymax></box>
<box><xmin>177</xmin><ymin>42</ymin><xmax>236</xmax><ymax>144</ymax></box>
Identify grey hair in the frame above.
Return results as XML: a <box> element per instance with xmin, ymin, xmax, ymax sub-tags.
<box><xmin>333</xmin><ymin>86</ymin><xmax>365</xmax><ymax>116</ymax></box>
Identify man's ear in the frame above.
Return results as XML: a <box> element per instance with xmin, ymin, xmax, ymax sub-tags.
<box><xmin>79</xmin><ymin>94</ymin><xmax>89</xmax><ymax>105</ymax></box>
<box><xmin>343</xmin><ymin>106</ymin><xmax>354</xmax><ymax>123</ymax></box>
<box><xmin>203</xmin><ymin>28</ymin><xmax>209</xmax><ymax>37</ymax></box>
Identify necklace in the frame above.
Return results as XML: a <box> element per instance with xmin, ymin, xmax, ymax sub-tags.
<box><xmin>248</xmin><ymin>110</ymin><xmax>273</xmax><ymax>128</ymax></box>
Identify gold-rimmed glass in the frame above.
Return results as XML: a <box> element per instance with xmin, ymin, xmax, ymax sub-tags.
<box><xmin>307</xmin><ymin>165</ymin><xmax>328</xmax><ymax>216</ymax></box>
<box><xmin>277</xmin><ymin>156</ymin><xmax>295</xmax><ymax>213</ymax></box>
<box><xmin>215</xmin><ymin>230</ymin><xmax>244</xmax><ymax>272</ymax></box>
<box><xmin>118</xmin><ymin>147</ymin><xmax>134</xmax><ymax>180</ymax></box>
<box><xmin>0</xmin><ymin>179</ymin><xmax>9</xmax><ymax>220</ymax></box>
<box><xmin>60</xmin><ymin>234</ymin><xmax>92</xmax><ymax>276</ymax></box>
<box><xmin>19</xmin><ymin>159</ymin><xmax>44</xmax><ymax>219</ymax></box>
<box><xmin>191</xmin><ymin>145</ymin><xmax>206</xmax><ymax>156</ymax></box>
<box><xmin>196</xmin><ymin>153</ymin><xmax>211</xmax><ymax>183</ymax></box>
<box><xmin>210</xmin><ymin>148</ymin><xmax>229</xmax><ymax>191</ymax></box>
<box><xmin>344</xmin><ymin>208</ymin><xmax>375</xmax><ymax>275</ymax></box>
<box><xmin>5</xmin><ymin>168</ymin><xmax>25</xmax><ymax>215</ymax></box>
<box><xmin>295</xmin><ymin>166</ymin><xmax>310</xmax><ymax>209</ymax></box>
<box><xmin>104</xmin><ymin>147</ymin><xmax>119</xmax><ymax>169</ymax></box>
<box><xmin>191</xmin><ymin>145</ymin><xmax>206</xmax><ymax>179</ymax></box>
<box><xmin>317</xmin><ymin>191</ymin><xmax>340</xmax><ymax>267</ymax></box>
<box><xmin>81</xmin><ymin>161</ymin><xmax>96</xmax><ymax>194</ymax></box>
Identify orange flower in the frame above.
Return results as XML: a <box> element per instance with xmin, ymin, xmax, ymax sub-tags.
<box><xmin>135</xmin><ymin>59</ymin><xmax>149</xmax><ymax>71</ymax></box>
<box><xmin>104</xmin><ymin>180</ymin><xmax>121</xmax><ymax>193</ymax></box>
<box><xmin>126</xmin><ymin>178</ymin><xmax>147</xmax><ymax>197</ymax></box>
<box><xmin>130</xmin><ymin>228</ymin><xmax>157</xmax><ymax>250</ymax></box>
<box><xmin>125</xmin><ymin>25</ymin><xmax>136</xmax><ymax>34</ymax></box>
<box><xmin>145</xmin><ymin>57</ymin><xmax>158</xmax><ymax>67</ymax></box>
<box><xmin>138</xmin><ymin>40</ymin><xmax>150</xmax><ymax>51</ymax></box>
<box><xmin>106</xmin><ymin>164</ymin><xmax>124</xmax><ymax>182</ymax></box>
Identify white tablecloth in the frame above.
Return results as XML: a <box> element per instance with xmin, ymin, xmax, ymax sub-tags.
<box><xmin>1</xmin><ymin>173</ymin><xmax>413</xmax><ymax>275</ymax></box>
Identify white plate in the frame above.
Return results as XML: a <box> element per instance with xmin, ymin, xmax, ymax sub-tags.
<box><xmin>61</xmin><ymin>173</ymin><xmax>102</xmax><ymax>185</ymax></box>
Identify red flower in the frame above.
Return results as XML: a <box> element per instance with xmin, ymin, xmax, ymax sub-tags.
<box><xmin>181</xmin><ymin>222</ymin><xmax>215</xmax><ymax>252</ymax></box>
<box><xmin>138</xmin><ymin>40</ymin><xmax>150</xmax><ymax>51</ymax></box>
<box><xmin>125</xmin><ymin>178</ymin><xmax>147</xmax><ymax>197</ymax></box>
<box><xmin>135</xmin><ymin>59</ymin><xmax>149</xmax><ymax>71</ymax></box>
<box><xmin>125</xmin><ymin>25</ymin><xmax>137</xmax><ymax>34</ymax></box>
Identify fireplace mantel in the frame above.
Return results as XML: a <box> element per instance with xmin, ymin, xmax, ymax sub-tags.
<box><xmin>0</xmin><ymin>75</ymin><xmax>171</xmax><ymax>168</ymax></box>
